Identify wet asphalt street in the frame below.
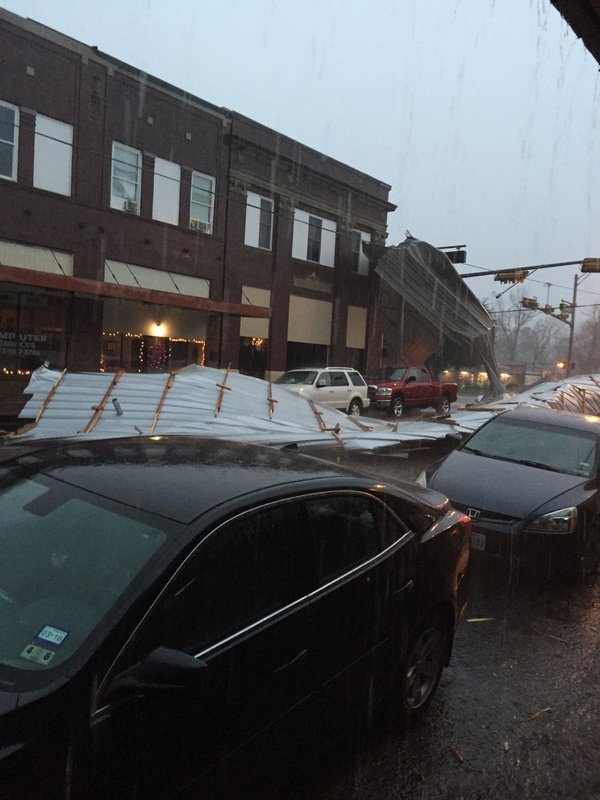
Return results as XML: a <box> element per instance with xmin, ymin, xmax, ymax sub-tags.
<box><xmin>280</xmin><ymin>561</ymin><xmax>600</xmax><ymax>800</ymax></box>
<box><xmin>284</xmin><ymin>425</ymin><xmax>600</xmax><ymax>800</ymax></box>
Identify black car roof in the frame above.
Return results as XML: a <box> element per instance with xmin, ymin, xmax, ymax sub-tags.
<box><xmin>0</xmin><ymin>436</ymin><xmax>395</xmax><ymax>524</ymax></box>
<box><xmin>495</xmin><ymin>405</ymin><xmax>600</xmax><ymax>434</ymax></box>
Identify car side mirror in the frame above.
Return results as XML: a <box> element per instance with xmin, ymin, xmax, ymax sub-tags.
<box><xmin>137</xmin><ymin>647</ymin><xmax>208</xmax><ymax>688</ymax></box>
<box><xmin>316</xmin><ymin>378</ymin><xmax>327</xmax><ymax>388</ymax></box>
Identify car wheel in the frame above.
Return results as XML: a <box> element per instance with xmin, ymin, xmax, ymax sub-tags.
<box><xmin>573</xmin><ymin>517</ymin><xmax>600</xmax><ymax>581</ymax></box>
<box><xmin>389</xmin><ymin>395</ymin><xmax>405</xmax><ymax>418</ymax></box>
<box><xmin>400</xmin><ymin>614</ymin><xmax>448</xmax><ymax>721</ymax></box>
<box><xmin>347</xmin><ymin>397</ymin><xmax>363</xmax><ymax>416</ymax></box>
<box><xmin>437</xmin><ymin>394</ymin><xmax>451</xmax><ymax>414</ymax></box>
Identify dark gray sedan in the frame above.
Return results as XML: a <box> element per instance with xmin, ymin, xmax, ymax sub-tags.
<box><xmin>418</xmin><ymin>405</ymin><xmax>600</xmax><ymax>580</ymax></box>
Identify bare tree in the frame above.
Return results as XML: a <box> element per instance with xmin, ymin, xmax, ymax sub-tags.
<box><xmin>573</xmin><ymin>307</ymin><xmax>600</xmax><ymax>373</ymax></box>
<box><xmin>491</xmin><ymin>290</ymin><xmax>530</xmax><ymax>364</ymax></box>
<box><xmin>491</xmin><ymin>289</ymin><xmax>568</xmax><ymax>369</ymax></box>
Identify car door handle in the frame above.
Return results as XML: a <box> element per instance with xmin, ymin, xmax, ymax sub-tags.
<box><xmin>392</xmin><ymin>579</ymin><xmax>414</xmax><ymax>596</ymax></box>
<box><xmin>272</xmin><ymin>648</ymin><xmax>308</xmax><ymax>674</ymax></box>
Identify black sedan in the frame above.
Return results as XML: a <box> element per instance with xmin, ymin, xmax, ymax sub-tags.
<box><xmin>418</xmin><ymin>406</ymin><xmax>600</xmax><ymax>580</ymax></box>
<box><xmin>0</xmin><ymin>436</ymin><xmax>470</xmax><ymax>800</ymax></box>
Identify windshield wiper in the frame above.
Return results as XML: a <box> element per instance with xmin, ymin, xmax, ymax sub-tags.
<box><xmin>512</xmin><ymin>459</ymin><xmax>562</xmax><ymax>473</ymax></box>
<box><xmin>461</xmin><ymin>445</ymin><xmax>485</xmax><ymax>455</ymax></box>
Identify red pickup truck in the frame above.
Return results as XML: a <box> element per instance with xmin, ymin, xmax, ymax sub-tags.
<box><xmin>366</xmin><ymin>366</ymin><xmax>458</xmax><ymax>418</ymax></box>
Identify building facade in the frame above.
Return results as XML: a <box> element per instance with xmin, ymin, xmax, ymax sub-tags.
<box><xmin>0</xmin><ymin>8</ymin><xmax>394</xmax><ymax>423</ymax></box>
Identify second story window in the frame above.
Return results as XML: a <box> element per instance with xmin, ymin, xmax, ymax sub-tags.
<box><xmin>292</xmin><ymin>209</ymin><xmax>336</xmax><ymax>267</ymax></box>
<box><xmin>244</xmin><ymin>191</ymin><xmax>273</xmax><ymax>249</ymax></box>
<box><xmin>0</xmin><ymin>101</ymin><xmax>19</xmax><ymax>181</ymax></box>
<box><xmin>33</xmin><ymin>115</ymin><xmax>73</xmax><ymax>196</ymax></box>
<box><xmin>307</xmin><ymin>216</ymin><xmax>322</xmax><ymax>262</ymax></box>
<box><xmin>350</xmin><ymin>229</ymin><xmax>371</xmax><ymax>275</ymax></box>
<box><xmin>152</xmin><ymin>157</ymin><xmax>181</xmax><ymax>225</ymax></box>
<box><xmin>111</xmin><ymin>142</ymin><xmax>141</xmax><ymax>214</ymax></box>
<box><xmin>190</xmin><ymin>171</ymin><xmax>215</xmax><ymax>234</ymax></box>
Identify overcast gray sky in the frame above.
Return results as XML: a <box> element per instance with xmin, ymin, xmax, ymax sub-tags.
<box><xmin>3</xmin><ymin>0</ymin><xmax>600</xmax><ymax>313</ymax></box>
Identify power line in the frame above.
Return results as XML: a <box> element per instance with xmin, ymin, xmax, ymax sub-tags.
<box><xmin>5</xmin><ymin>118</ymin><xmax>381</xmax><ymax>245</ymax></box>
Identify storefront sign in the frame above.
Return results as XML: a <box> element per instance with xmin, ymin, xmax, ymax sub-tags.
<box><xmin>0</xmin><ymin>331</ymin><xmax>48</xmax><ymax>357</ymax></box>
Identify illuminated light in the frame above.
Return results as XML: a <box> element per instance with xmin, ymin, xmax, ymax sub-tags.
<box><xmin>149</xmin><ymin>436</ymin><xmax>164</xmax><ymax>441</ymax></box>
<box><xmin>556</xmin><ymin>361</ymin><xmax>567</xmax><ymax>370</ymax></box>
<box><xmin>500</xmin><ymin>373</ymin><xmax>510</xmax><ymax>380</ymax></box>
<box><xmin>151</xmin><ymin>323</ymin><xmax>166</xmax><ymax>337</ymax></box>
<box><xmin>584</xmin><ymin>415</ymin><xmax>600</xmax><ymax>424</ymax></box>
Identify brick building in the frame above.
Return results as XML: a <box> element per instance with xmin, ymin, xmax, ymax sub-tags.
<box><xmin>0</xmin><ymin>8</ymin><xmax>394</xmax><ymax>422</ymax></box>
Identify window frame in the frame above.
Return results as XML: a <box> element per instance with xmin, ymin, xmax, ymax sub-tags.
<box><xmin>33</xmin><ymin>114</ymin><xmax>73</xmax><ymax>197</ymax></box>
<box><xmin>350</xmin><ymin>228</ymin><xmax>371</xmax><ymax>276</ymax></box>
<box><xmin>189</xmin><ymin>170</ymin><xmax>215</xmax><ymax>233</ymax></box>
<box><xmin>307</xmin><ymin>215</ymin><xmax>323</xmax><ymax>263</ymax></box>
<box><xmin>110</xmin><ymin>141</ymin><xmax>142</xmax><ymax>214</ymax></box>
<box><xmin>292</xmin><ymin>208</ymin><xmax>337</xmax><ymax>267</ymax></box>
<box><xmin>245</xmin><ymin>191</ymin><xmax>274</xmax><ymax>250</ymax></box>
<box><xmin>0</xmin><ymin>100</ymin><xmax>19</xmax><ymax>182</ymax></box>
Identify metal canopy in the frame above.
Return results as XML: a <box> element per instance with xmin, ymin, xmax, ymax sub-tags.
<box><xmin>371</xmin><ymin>237</ymin><xmax>504</xmax><ymax>396</ymax></box>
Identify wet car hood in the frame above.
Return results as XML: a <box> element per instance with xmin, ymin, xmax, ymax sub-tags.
<box><xmin>428</xmin><ymin>449</ymin><xmax>587</xmax><ymax>519</ymax></box>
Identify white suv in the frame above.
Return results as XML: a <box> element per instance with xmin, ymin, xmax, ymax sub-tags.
<box><xmin>275</xmin><ymin>367</ymin><xmax>370</xmax><ymax>415</ymax></box>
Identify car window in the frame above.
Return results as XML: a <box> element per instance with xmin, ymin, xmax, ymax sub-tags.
<box><xmin>329</xmin><ymin>371</ymin><xmax>349</xmax><ymax>387</ymax></box>
<box><xmin>349</xmin><ymin>371</ymin><xmax>366</xmax><ymax>386</ymax></box>
<box><xmin>316</xmin><ymin>371</ymin><xmax>332</xmax><ymax>386</ymax></box>
<box><xmin>419</xmin><ymin>368</ymin><xmax>431</xmax><ymax>382</ymax></box>
<box><xmin>0</xmin><ymin>475</ymin><xmax>168</xmax><ymax>672</ymax></box>
<box><xmin>305</xmin><ymin>493</ymin><xmax>405</xmax><ymax>586</ymax></box>
<box><xmin>462</xmin><ymin>415</ymin><xmax>599</xmax><ymax>477</ymax></box>
<box><xmin>275</xmin><ymin>370</ymin><xmax>317</xmax><ymax>385</ymax></box>
<box><xmin>121</xmin><ymin>500</ymin><xmax>309</xmax><ymax>660</ymax></box>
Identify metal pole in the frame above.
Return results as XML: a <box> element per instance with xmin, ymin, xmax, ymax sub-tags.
<box><xmin>566</xmin><ymin>274</ymin><xmax>578</xmax><ymax>378</ymax></box>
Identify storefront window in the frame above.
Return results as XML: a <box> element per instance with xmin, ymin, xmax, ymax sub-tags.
<box><xmin>0</xmin><ymin>288</ymin><xmax>67</xmax><ymax>377</ymax></box>
<box><xmin>101</xmin><ymin>331</ymin><xmax>205</xmax><ymax>373</ymax></box>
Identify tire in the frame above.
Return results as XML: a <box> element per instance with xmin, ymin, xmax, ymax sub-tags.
<box><xmin>347</xmin><ymin>397</ymin><xmax>363</xmax><ymax>416</ymax></box>
<box><xmin>570</xmin><ymin>518</ymin><xmax>600</xmax><ymax>581</ymax></box>
<box><xmin>437</xmin><ymin>394</ymin><xmax>451</xmax><ymax>415</ymax></box>
<box><xmin>400</xmin><ymin>614</ymin><xmax>448</xmax><ymax>721</ymax></box>
<box><xmin>389</xmin><ymin>395</ymin><xmax>405</xmax><ymax>418</ymax></box>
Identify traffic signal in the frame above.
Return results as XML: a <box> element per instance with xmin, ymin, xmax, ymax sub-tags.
<box><xmin>582</xmin><ymin>259</ymin><xmax>600</xmax><ymax>272</ymax></box>
<box><xmin>521</xmin><ymin>297</ymin><xmax>538</xmax><ymax>309</ymax></box>
<box><xmin>495</xmin><ymin>269</ymin><xmax>529</xmax><ymax>284</ymax></box>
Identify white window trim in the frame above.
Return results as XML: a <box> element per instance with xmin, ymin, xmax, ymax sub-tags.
<box><xmin>152</xmin><ymin>157</ymin><xmax>181</xmax><ymax>226</ymax></box>
<box><xmin>111</xmin><ymin>141</ymin><xmax>142</xmax><ymax>214</ymax></box>
<box><xmin>0</xmin><ymin>100</ymin><xmax>19</xmax><ymax>182</ymax></box>
<box><xmin>33</xmin><ymin>114</ymin><xmax>73</xmax><ymax>196</ymax></box>
<box><xmin>351</xmin><ymin>229</ymin><xmax>371</xmax><ymax>276</ymax></box>
<box><xmin>245</xmin><ymin>191</ymin><xmax>273</xmax><ymax>250</ymax></box>
<box><xmin>189</xmin><ymin>170</ymin><xmax>215</xmax><ymax>234</ymax></box>
<box><xmin>292</xmin><ymin>209</ymin><xmax>337</xmax><ymax>267</ymax></box>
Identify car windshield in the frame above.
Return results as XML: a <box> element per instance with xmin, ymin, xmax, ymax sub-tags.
<box><xmin>0</xmin><ymin>474</ymin><xmax>168</xmax><ymax>673</ymax></box>
<box><xmin>366</xmin><ymin>368</ymin><xmax>407</xmax><ymax>381</ymax></box>
<box><xmin>461</xmin><ymin>416</ymin><xmax>598</xmax><ymax>478</ymax></box>
<box><xmin>275</xmin><ymin>371</ymin><xmax>318</xmax><ymax>385</ymax></box>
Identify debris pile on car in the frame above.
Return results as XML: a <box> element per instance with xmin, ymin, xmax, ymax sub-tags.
<box><xmin>7</xmin><ymin>366</ymin><xmax>600</xmax><ymax>455</ymax></box>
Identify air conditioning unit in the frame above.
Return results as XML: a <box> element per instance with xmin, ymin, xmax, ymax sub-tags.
<box><xmin>190</xmin><ymin>219</ymin><xmax>211</xmax><ymax>233</ymax></box>
<box><xmin>123</xmin><ymin>200</ymin><xmax>138</xmax><ymax>213</ymax></box>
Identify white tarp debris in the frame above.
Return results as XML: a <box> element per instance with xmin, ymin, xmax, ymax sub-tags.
<box><xmin>10</xmin><ymin>366</ymin><xmax>600</xmax><ymax>452</ymax></box>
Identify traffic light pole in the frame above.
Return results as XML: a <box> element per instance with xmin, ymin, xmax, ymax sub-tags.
<box><xmin>566</xmin><ymin>274</ymin><xmax>578</xmax><ymax>378</ymax></box>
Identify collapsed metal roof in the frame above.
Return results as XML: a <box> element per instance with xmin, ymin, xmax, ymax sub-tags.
<box><xmin>370</xmin><ymin>238</ymin><xmax>504</xmax><ymax>395</ymax></box>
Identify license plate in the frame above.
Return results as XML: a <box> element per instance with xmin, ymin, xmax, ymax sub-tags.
<box><xmin>471</xmin><ymin>532</ymin><xmax>486</xmax><ymax>552</ymax></box>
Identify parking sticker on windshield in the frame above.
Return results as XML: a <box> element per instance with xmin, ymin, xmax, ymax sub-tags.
<box><xmin>35</xmin><ymin>625</ymin><xmax>69</xmax><ymax>648</ymax></box>
<box><xmin>20</xmin><ymin>644</ymin><xmax>56</xmax><ymax>666</ymax></box>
